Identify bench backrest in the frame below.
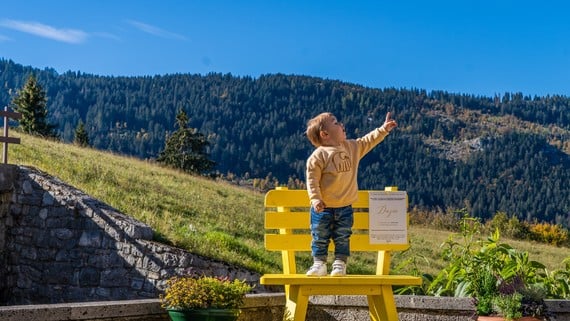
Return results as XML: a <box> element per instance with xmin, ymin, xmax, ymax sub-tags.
<box><xmin>264</xmin><ymin>187</ymin><xmax>409</xmax><ymax>275</ymax></box>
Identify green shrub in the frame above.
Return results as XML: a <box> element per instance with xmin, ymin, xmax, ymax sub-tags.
<box><xmin>422</xmin><ymin>210</ymin><xmax>551</xmax><ymax>318</ymax></box>
<box><xmin>484</xmin><ymin>211</ymin><xmax>529</xmax><ymax>239</ymax></box>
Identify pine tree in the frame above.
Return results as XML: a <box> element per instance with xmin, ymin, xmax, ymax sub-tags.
<box><xmin>74</xmin><ymin>120</ymin><xmax>90</xmax><ymax>147</ymax></box>
<box><xmin>10</xmin><ymin>74</ymin><xmax>58</xmax><ymax>138</ymax></box>
<box><xmin>157</xmin><ymin>110</ymin><xmax>215</xmax><ymax>174</ymax></box>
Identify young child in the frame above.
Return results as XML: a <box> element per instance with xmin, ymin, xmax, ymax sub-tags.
<box><xmin>304</xmin><ymin>112</ymin><xmax>397</xmax><ymax>276</ymax></box>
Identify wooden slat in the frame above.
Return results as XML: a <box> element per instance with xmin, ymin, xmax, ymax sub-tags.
<box><xmin>265</xmin><ymin>234</ymin><xmax>311</xmax><ymax>250</ymax></box>
<box><xmin>300</xmin><ymin>285</ymin><xmax>384</xmax><ymax>296</ymax></box>
<box><xmin>265</xmin><ymin>212</ymin><xmax>309</xmax><ymax>229</ymax></box>
<box><xmin>353</xmin><ymin>191</ymin><xmax>375</xmax><ymax>208</ymax></box>
<box><xmin>0</xmin><ymin>137</ymin><xmax>20</xmax><ymax>144</ymax></box>
<box><xmin>265</xmin><ymin>189</ymin><xmax>379</xmax><ymax>209</ymax></box>
<box><xmin>353</xmin><ymin>213</ymin><xmax>369</xmax><ymax>229</ymax></box>
<box><xmin>260</xmin><ymin>274</ymin><xmax>422</xmax><ymax>286</ymax></box>
<box><xmin>0</xmin><ymin>110</ymin><xmax>22</xmax><ymax>119</ymax></box>
<box><xmin>265</xmin><ymin>234</ymin><xmax>409</xmax><ymax>251</ymax></box>
<box><xmin>265</xmin><ymin>212</ymin><xmax>372</xmax><ymax>229</ymax></box>
<box><xmin>265</xmin><ymin>189</ymin><xmax>308</xmax><ymax>207</ymax></box>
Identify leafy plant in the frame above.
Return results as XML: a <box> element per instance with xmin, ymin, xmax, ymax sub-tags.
<box><xmin>471</xmin><ymin>266</ymin><xmax>497</xmax><ymax>316</ymax></box>
<box><xmin>543</xmin><ymin>257</ymin><xmax>570</xmax><ymax>300</ymax></box>
<box><xmin>160</xmin><ymin>275</ymin><xmax>253</xmax><ymax>310</ymax></box>
<box><xmin>424</xmin><ymin>210</ymin><xmax>548</xmax><ymax>319</ymax></box>
<box><xmin>491</xmin><ymin>275</ymin><xmax>548</xmax><ymax>320</ymax></box>
<box><xmin>493</xmin><ymin>292</ymin><xmax>523</xmax><ymax>320</ymax></box>
<box><xmin>519</xmin><ymin>283</ymin><xmax>547</xmax><ymax>318</ymax></box>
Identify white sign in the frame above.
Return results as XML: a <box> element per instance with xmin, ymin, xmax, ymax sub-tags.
<box><xmin>368</xmin><ymin>191</ymin><xmax>408</xmax><ymax>244</ymax></box>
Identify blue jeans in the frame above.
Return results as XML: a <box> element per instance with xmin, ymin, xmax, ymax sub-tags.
<box><xmin>310</xmin><ymin>205</ymin><xmax>354</xmax><ymax>261</ymax></box>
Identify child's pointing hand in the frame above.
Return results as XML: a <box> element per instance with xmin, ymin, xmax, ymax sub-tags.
<box><xmin>382</xmin><ymin>112</ymin><xmax>397</xmax><ymax>132</ymax></box>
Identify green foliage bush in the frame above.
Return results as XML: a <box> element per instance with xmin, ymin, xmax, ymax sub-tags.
<box><xmin>493</xmin><ymin>292</ymin><xmax>523</xmax><ymax>320</ymax></box>
<box><xmin>485</xmin><ymin>211</ymin><xmax>529</xmax><ymax>239</ymax></box>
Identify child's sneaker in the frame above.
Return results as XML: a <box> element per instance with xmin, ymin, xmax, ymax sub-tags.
<box><xmin>306</xmin><ymin>261</ymin><xmax>327</xmax><ymax>276</ymax></box>
<box><xmin>330</xmin><ymin>260</ymin><xmax>346</xmax><ymax>276</ymax></box>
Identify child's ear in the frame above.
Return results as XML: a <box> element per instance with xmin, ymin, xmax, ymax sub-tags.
<box><xmin>319</xmin><ymin>131</ymin><xmax>328</xmax><ymax>139</ymax></box>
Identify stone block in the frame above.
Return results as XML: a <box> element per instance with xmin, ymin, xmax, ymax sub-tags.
<box><xmin>78</xmin><ymin>267</ymin><xmax>100</xmax><ymax>286</ymax></box>
<box><xmin>79</xmin><ymin>230</ymin><xmax>102</xmax><ymax>248</ymax></box>
<box><xmin>100</xmin><ymin>268</ymin><xmax>129</xmax><ymax>287</ymax></box>
<box><xmin>0</xmin><ymin>165</ymin><xmax>18</xmax><ymax>191</ymax></box>
<box><xmin>43</xmin><ymin>264</ymin><xmax>75</xmax><ymax>285</ymax></box>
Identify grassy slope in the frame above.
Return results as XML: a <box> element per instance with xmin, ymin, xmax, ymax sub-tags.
<box><xmin>8</xmin><ymin>132</ymin><xmax>570</xmax><ymax>276</ymax></box>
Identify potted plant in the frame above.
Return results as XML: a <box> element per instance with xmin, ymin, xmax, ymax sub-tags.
<box><xmin>160</xmin><ymin>274</ymin><xmax>253</xmax><ymax>321</ymax></box>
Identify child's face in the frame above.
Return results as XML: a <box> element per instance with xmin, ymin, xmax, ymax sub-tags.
<box><xmin>320</xmin><ymin>115</ymin><xmax>346</xmax><ymax>145</ymax></box>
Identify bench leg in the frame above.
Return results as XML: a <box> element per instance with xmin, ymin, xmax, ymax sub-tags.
<box><xmin>283</xmin><ymin>285</ymin><xmax>309</xmax><ymax>321</ymax></box>
<box><xmin>367</xmin><ymin>286</ymin><xmax>398</xmax><ymax>321</ymax></box>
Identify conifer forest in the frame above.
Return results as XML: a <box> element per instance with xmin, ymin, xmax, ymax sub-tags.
<box><xmin>1</xmin><ymin>58</ymin><xmax>569</xmax><ymax>226</ymax></box>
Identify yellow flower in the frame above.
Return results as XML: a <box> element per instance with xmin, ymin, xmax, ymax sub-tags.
<box><xmin>160</xmin><ymin>276</ymin><xmax>253</xmax><ymax>310</ymax></box>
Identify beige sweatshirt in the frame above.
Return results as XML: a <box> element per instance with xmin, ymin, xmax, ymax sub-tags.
<box><xmin>306</xmin><ymin>126</ymin><xmax>390</xmax><ymax>208</ymax></box>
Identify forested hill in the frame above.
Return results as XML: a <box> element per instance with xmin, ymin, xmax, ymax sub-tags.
<box><xmin>1</xmin><ymin>58</ymin><xmax>570</xmax><ymax>225</ymax></box>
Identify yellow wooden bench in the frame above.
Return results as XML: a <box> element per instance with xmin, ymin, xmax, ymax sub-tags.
<box><xmin>259</xmin><ymin>187</ymin><xmax>422</xmax><ymax>321</ymax></box>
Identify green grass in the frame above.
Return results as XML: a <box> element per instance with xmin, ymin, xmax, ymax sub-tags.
<box><xmin>8</xmin><ymin>132</ymin><xmax>570</xmax><ymax>276</ymax></box>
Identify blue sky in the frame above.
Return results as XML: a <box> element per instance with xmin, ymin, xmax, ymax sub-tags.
<box><xmin>1</xmin><ymin>0</ymin><xmax>569</xmax><ymax>97</ymax></box>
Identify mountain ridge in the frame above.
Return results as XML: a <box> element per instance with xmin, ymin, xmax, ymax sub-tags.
<box><xmin>2</xmin><ymin>58</ymin><xmax>569</xmax><ymax>225</ymax></box>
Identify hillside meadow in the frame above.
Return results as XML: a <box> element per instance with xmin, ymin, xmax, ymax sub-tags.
<box><xmin>7</xmin><ymin>132</ymin><xmax>570</xmax><ymax>277</ymax></box>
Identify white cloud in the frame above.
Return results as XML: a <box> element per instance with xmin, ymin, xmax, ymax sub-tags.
<box><xmin>0</xmin><ymin>19</ymin><xmax>87</xmax><ymax>44</ymax></box>
<box><xmin>126</xmin><ymin>19</ymin><xmax>187</xmax><ymax>41</ymax></box>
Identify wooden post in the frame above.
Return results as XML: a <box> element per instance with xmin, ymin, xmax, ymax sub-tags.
<box><xmin>0</xmin><ymin>106</ymin><xmax>22</xmax><ymax>164</ymax></box>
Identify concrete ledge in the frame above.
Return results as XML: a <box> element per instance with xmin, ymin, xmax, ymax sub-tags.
<box><xmin>0</xmin><ymin>294</ymin><xmax>569</xmax><ymax>321</ymax></box>
<box><xmin>0</xmin><ymin>299</ymin><xmax>167</xmax><ymax>321</ymax></box>
<box><xmin>0</xmin><ymin>294</ymin><xmax>480</xmax><ymax>321</ymax></box>
<box><xmin>307</xmin><ymin>295</ymin><xmax>476</xmax><ymax>321</ymax></box>
<box><xmin>547</xmin><ymin>300</ymin><xmax>570</xmax><ymax>321</ymax></box>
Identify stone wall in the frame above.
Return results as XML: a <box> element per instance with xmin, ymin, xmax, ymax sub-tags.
<box><xmin>0</xmin><ymin>164</ymin><xmax>262</xmax><ymax>305</ymax></box>
<box><xmin>0</xmin><ymin>165</ymin><xmax>18</xmax><ymax>302</ymax></box>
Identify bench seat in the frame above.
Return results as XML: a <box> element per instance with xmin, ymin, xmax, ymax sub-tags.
<box><xmin>260</xmin><ymin>187</ymin><xmax>422</xmax><ymax>321</ymax></box>
<box><xmin>261</xmin><ymin>274</ymin><xmax>423</xmax><ymax>287</ymax></box>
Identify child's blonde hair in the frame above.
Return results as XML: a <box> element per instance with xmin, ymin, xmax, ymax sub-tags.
<box><xmin>306</xmin><ymin>112</ymin><xmax>333</xmax><ymax>147</ymax></box>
